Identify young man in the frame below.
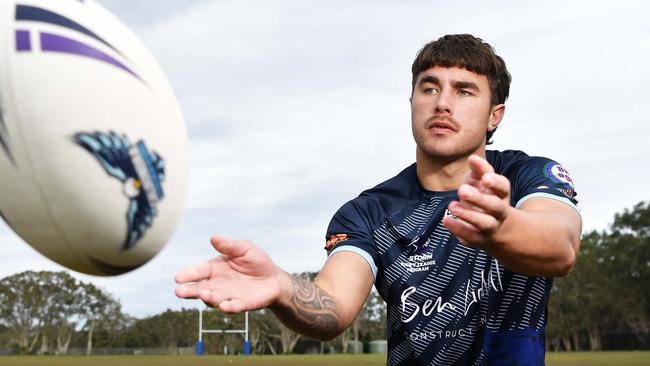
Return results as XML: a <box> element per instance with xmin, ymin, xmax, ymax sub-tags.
<box><xmin>175</xmin><ymin>34</ymin><xmax>582</xmax><ymax>365</ymax></box>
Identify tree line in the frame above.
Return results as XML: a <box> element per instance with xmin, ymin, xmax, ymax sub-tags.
<box><xmin>0</xmin><ymin>271</ymin><xmax>386</xmax><ymax>355</ymax></box>
<box><xmin>546</xmin><ymin>201</ymin><xmax>650</xmax><ymax>351</ymax></box>
<box><xmin>0</xmin><ymin>270</ymin><xmax>124</xmax><ymax>355</ymax></box>
<box><xmin>0</xmin><ymin>201</ymin><xmax>648</xmax><ymax>355</ymax></box>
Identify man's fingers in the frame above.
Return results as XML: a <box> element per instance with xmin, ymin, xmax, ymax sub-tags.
<box><xmin>448</xmin><ymin>201</ymin><xmax>500</xmax><ymax>236</ymax></box>
<box><xmin>480</xmin><ymin>173</ymin><xmax>510</xmax><ymax>199</ymax></box>
<box><xmin>198</xmin><ymin>289</ymin><xmax>215</xmax><ymax>306</ymax></box>
<box><xmin>457</xmin><ymin>185</ymin><xmax>508</xmax><ymax>220</ymax></box>
<box><xmin>198</xmin><ymin>289</ymin><xmax>248</xmax><ymax>313</ymax></box>
<box><xmin>468</xmin><ymin>155</ymin><xmax>494</xmax><ymax>181</ymax></box>
<box><xmin>175</xmin><ymin>283</ymin><xmax>204</xmax><ymax>299</ymax></box>
<box><xmin>175</xmin><ymin>261</ymin><xmax>213</xmax><ymax>284</ymax></box>
<box><xmin>199</xmin><ymin>289</ymin><xmax>229</xmax><ymax>308</ymax></box>
<box><xmin>211</xmin><ymin>235</ymin><xmax>253</xmax><ymax>258</ymax></box>
<box><xmin>219</xmin><ymin>299</ymin><xmax>248</xmax><ymax>314</ymax></box>
<box><xmin>442</xmin><ymin>215</ymin><xmax>483</xmax><ymax>245</ymax></box>
<box><xmin>464</xmin><ymin>155</ymin><xmax>495</xmax><ymax>191</ymax></box>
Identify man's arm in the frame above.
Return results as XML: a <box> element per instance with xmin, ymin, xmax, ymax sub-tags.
<box><xmin>270</xmin><ymin>251</ymin><xmax>374</xmax><ymax>340</ymax></box>
<box><xmin>175</xmin><ymin>236</ymin><xmax>374</xmax><ymax>341</ymax></box>
<box><xmin>443</xmin><ymin>155</ymin><xmax>582</xmax><ymax>277</ymax></box>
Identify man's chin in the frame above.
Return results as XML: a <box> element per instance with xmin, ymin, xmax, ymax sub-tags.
<box><xmin>417</xmin><ymin>144</ymin><xmax>485</xmax><ymax>163</ymax></box>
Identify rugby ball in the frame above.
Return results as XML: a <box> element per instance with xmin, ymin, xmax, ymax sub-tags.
<box><xmin>0</xmin><ymin>0</ymin><xmax>189</xmax><ymax>275</ymax></box>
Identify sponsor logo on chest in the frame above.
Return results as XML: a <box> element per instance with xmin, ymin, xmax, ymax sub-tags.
<box><xmin>399</xmin><ymin>251</ymin><xmax>436</xmax><ymax>273</ymax></box>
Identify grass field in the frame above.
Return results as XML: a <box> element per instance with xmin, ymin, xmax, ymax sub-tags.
<box><xmin>0</xmin><ymin>352</ymin><xmax>649</xmax><ymax>365</ymax></box>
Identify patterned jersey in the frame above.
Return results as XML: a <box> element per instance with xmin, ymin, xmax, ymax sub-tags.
<box><xmin>325</xmin><ymin>150</ymin><xmax>579</xmax><ymax>366</ymax></box>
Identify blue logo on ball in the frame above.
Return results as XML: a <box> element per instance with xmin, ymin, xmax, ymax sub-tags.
<box><xmin>73</xmin><ymin>131</ymin><xmax>165</xmax><ymax>250</ymax></box>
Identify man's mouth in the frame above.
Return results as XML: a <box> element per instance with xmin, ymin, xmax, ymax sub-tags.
<box><xmin>427</xmin><ymin>119</ymin><xmax>457</xmax><ymax>133</ymax></box>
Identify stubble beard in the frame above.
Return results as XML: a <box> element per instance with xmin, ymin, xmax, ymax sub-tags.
<box><xmin>415</xmin><ymin>132</ymin><xmax>486</xmax><ymax>165</ymax></box>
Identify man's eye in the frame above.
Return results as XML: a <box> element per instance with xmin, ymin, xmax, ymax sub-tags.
<box><xmin>458</xmin><ymin>90</ymin><xmax>472</xmax><ymax>96</ymax></box>
<box><xmin>424</xmin><ymin>88</ymin><xmax>439</xmax><ymax>95</ymax></box>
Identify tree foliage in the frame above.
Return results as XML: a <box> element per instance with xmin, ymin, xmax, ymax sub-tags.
<box><xmin>548</xmin><ymin>201</ymin><xmax>650</xmax><ymax>351</ymax></box>
<box><xmin>0</xmin><ymin>271</ymin><xmax>125</xmax><ymax>354</ymax></box>
<box><xmin>0</xmin><ymin>269</ymin><xmax>387</xmax><ymax>355</ymax></box>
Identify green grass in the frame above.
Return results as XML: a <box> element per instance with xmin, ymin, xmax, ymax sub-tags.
<box><xmin>547</xmin><ymin>351</ymin><xmax>650</xmax><ymax>365</ymax></box>
<box><xmin>0</xmin><ymin>355</ymin><xmax>383</xmax><ymax>366</ymax></box>
<box><xmin>0</xmin><ymin>352</ymin><xmax>649</xmax><ymax>365</ymax></box>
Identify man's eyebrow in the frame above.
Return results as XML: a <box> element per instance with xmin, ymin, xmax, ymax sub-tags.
<box><xmin>418</xmin><ymin>75</ymin><xmax>439</xmax><ymax>86</ymax></box>
<box><xmin>454</xmin><ymin>81</ymin><xmax>480</xmax><ymax>90</ymax></box>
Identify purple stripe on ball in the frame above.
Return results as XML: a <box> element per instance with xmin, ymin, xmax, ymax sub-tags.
<box><xmin>39</xmin><ymin>32</ymin><xmax>143</xmax><ymax>83</ymax></box>
<box><xmin>16</xmin><ymin>30</ymin><xmax>31</xmax><ymax>51</ymax></box>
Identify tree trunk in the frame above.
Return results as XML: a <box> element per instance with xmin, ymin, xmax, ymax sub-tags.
<box><xmin>353</xmin><ymin>319</ymin><xmax>361</xmax><ymax>353</ymax></box>
<box><xmin>341</xmin><ymin>328</ymin><xmax>350</xmax><ymax>353</ymax></box>
<box><xmin>86</xmin><ymin>319</ymin><xmax>96</xmax><ymax>356</ymax></box>
<box><xmin>288</xmin><ymin>334</ymin><xmax>300</xmax><ymax>354</ymax></box>
<box><xmin>60</xmin><ymin>332</ymin><xmax>72</xmax><ymax>355</ymax></box>
<box><xmin>18</xmin><ymin>328</ymin><xmax>28</xmax><ymax>352</ymax></box>
<box><xmin>561</xmin><ymin>337</ymin><xmax>572</xmax><ymax>351</ymax></box>
<box><xmin>265</xmin><ymin>338</ymin><xmax>277</xmax><ymax>355</ymax></box>
<box><xmin>39</xmin><ymin>332</ymin><xmax>49</xmax><ymax>354</ymax></box>
<box><xmin>25</xmin><ymin>329</ymin><xmax>39</xmax><ymax>353</ymax></box>
<box><xmin>571</xmin><ymin>331</ymin><xmax>581</xmax><ymax>351</ymax></box>
<box><xmin>279</xmin><ymin>326</ymin><xmax>300</xmax><ymax>354</ymax></box>
<box><xmin>55</xmin><ymin>327</ymin><xmax>72</xmax><ymax>355</ymax></box>
<box><xmin>587</xmin><ymin>325</ymin><xmax>601</xmax><ymax>351</ymax></box>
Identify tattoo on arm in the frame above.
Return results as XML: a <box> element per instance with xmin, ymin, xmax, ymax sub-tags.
<box><xmin>291</xmin><ymin>277</ymin><xmax>339</xmax><ymax>335</ymax></box>
<box><xmin>272</xmin><ymin>276</ymin><xmax>340</xmax><ymax>340</ymax></box>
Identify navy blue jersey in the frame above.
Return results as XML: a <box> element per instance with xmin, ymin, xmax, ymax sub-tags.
<box><xmin>325</xmin><ymin>150</ymin><xmax>579</xmax><ymax>366</ymax></box>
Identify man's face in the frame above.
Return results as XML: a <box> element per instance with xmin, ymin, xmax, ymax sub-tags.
<box><xmin>410</xmin><ymin>66</ymin><xmax>503</xmax><ymax>162</ymax></box>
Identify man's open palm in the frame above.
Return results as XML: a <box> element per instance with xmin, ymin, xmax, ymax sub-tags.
<box><xmin>175</xmin><ymin>236</ymin><xmax>288</xmax><ymax>313</ymax></box>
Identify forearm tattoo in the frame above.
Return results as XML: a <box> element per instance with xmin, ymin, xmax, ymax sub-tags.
<box><xmin>274</xmin><ymin>276</ymin><xmax>340</xmax><ymax>339</ymax></box>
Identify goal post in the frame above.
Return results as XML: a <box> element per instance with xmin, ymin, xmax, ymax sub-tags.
<box><xmin>196</xmin><ymin>307</ymin><xmax>250</xmax><ymax>356</ymax></box>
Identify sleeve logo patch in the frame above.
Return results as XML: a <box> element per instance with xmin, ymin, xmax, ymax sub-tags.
<box><xmin>325</xmin><ymin>234</ymin><xmax>349</xmax><ymax>255</ymax></box>
<box><xmin>555</xmin><ymin>187</ymin><xmax>577</xmax><ymax>198</ymax></box>
<box><xmin>545</xmin><ymin>163</ymin><xmax>575</xmax><ymax>190</ymax></box>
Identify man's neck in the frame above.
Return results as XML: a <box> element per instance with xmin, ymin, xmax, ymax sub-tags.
<box><xmin>416</xmin><ymin>148</ymin><xmax>487</xmax><ymax>192</ymax></box>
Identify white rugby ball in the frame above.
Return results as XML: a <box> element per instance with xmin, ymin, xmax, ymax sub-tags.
<box><xmin>0</xmin><ymin>0</ymin><xmax>189</xmax><ymax>275</ymax></box>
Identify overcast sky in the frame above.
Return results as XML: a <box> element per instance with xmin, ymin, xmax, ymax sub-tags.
<box><xmin>1</xmin><ymin>0</ymin><xmax>649</xmax><ymax>318</ymax></box>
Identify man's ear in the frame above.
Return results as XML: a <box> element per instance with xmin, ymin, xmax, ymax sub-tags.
<box><xmin>488</xmin><ymin>104</ymin><xmax>505</xmax><ymax>131</ymax></box>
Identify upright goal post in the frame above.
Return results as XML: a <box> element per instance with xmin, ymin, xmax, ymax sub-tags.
<box><xmin>196</xmin><ymin>307</ymin><xmax>251</xmax><ymax>356</ymax></box>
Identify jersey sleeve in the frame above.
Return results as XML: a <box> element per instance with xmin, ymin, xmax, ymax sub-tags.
<box><xmin>510</xmin><ymin>156</ymin><xmax>579</xmax><ymax>212</ymax></box>
<box><xmin>325</xmin><ymin>199</ymin><xmax>379</xmax><ymax>280</ymax></box>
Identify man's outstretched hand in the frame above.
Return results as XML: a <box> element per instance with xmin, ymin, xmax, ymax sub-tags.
<box><xmin>175</xmin><ymin>235</ymin><xmax>291</xmax><ymax>314</ymax></box>
<box><xmin>442</xmin><ymin>154</ymin><xmax>513</xmax><ymax>249</ymax></box>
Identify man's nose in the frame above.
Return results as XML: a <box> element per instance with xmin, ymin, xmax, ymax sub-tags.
<box><xmin>434</xmin><ymin>89</ymin><xmax>452</xmax><ymax>114</ymax></box>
